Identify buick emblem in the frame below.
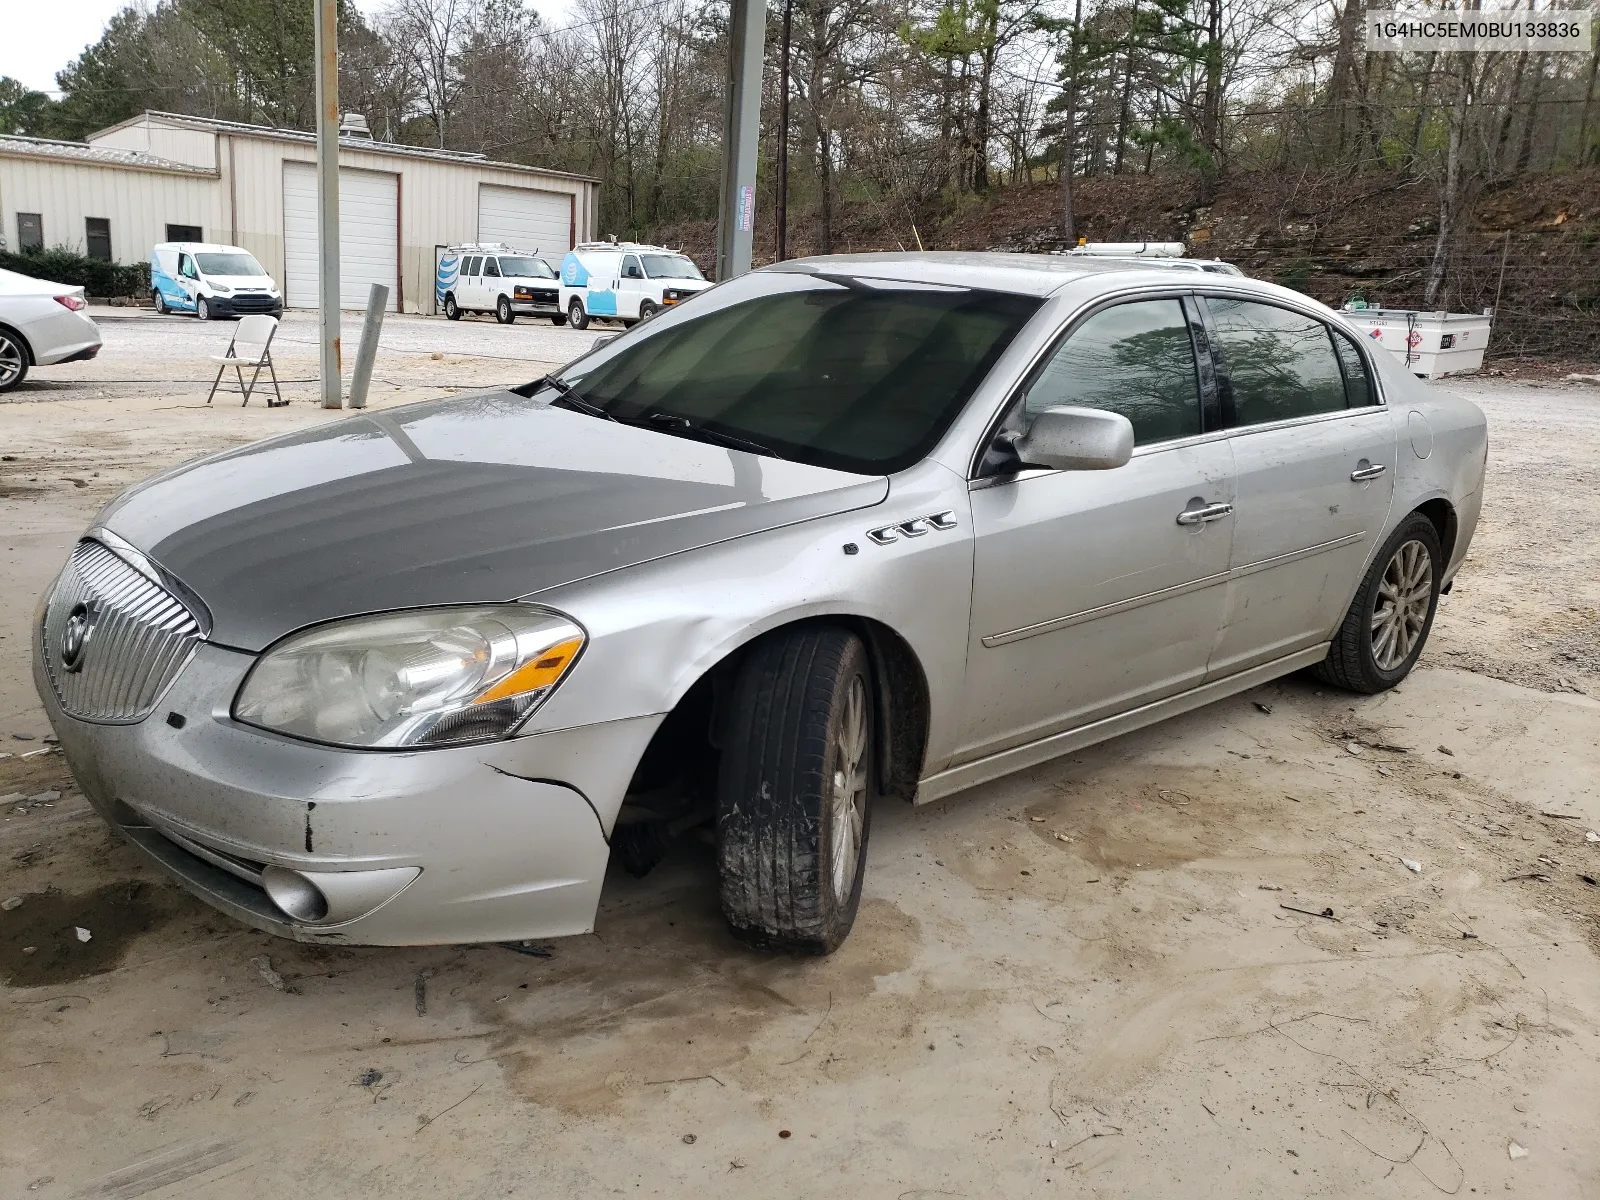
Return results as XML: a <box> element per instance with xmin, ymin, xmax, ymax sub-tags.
<box><xmin>60</xmin><ymin>601</ymin><xmax>97</xmax><ymax>673</ymax></box>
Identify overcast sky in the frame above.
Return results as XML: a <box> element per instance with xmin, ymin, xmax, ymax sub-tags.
<box><xmin>1</xmin><ymin>0</ymin><xmax>567</xmax><ymax>98</ymax></box>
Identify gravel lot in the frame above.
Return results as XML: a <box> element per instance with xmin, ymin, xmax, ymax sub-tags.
<box><xmin>2</xmin><ymin>313</ymin><xmax>1598</xmax><ymax>1197</ymax></box>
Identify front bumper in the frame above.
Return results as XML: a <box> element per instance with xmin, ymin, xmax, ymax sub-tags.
<box><xmin>208</xmin><ymin>295</ymin><xmax>283</xmax><ymax>317</ymax></box>
<box><xmin>34</xmin><ymin>641</ymin><xmax>659</xmax><ymax>945</ymax></box>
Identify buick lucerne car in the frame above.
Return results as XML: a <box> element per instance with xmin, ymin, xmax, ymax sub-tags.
<box><xmin>34</xmin><ymin>253</ymin><xmax>1486</xmax><ymax>953</ymax></box>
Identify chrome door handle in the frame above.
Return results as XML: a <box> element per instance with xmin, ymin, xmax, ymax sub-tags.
<box><xmin>1176</xmin><ymin>502</ymin><xmax>1234</xmax><ymax>526</ymax></box>
<box><xmin>1350</xmin><ymin>462</ymin><xmax>1387</xmax><ymax>481</ymax></box>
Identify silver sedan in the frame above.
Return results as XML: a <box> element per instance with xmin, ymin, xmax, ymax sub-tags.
<box><xmin>33</xmin><ymin>253</ymin><xmax>1486</xmax><ymax>953</ymax></box>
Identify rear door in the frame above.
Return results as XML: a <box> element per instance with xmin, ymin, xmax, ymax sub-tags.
<box><xmin>958</xmin><ymin>294</ymin><xmax>1238</xmax><ymax>762</ymax></box>
<box><xmin>459</xmin><ymin>256</ymin><xmax>482</xmax><ymax>309</ymax></box>
<box><xmin>1202</xmin><ymin>295</ymin><xmax>1397</xmax><ymax>677</ymax></box>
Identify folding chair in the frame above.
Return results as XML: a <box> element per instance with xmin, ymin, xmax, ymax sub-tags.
<box><xmin>206</xmin><ymin>314</ymin><xmax>286</xmax><ymax>407</ymax></box>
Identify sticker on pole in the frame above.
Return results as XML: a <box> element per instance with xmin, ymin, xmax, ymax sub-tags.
<box><xmin>738</xmin><ymin>185</ymin><xmax>755</xmax><ymax>233</ymax></box>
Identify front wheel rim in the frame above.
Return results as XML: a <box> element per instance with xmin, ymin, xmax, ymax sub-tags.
<box><xmin>0</xmin><ymin>337</ymin><xmax>22</xmax><ymax>386</ymax></box>
<box><xmin>829</xmin><ymin>675</ymin><xmax>870</xmax><ymax>903</ymax></box>
<box><xmin>1371</xmin><ymin>538</ymin><xmax>1433</xmax><ymax>670</ymax></box>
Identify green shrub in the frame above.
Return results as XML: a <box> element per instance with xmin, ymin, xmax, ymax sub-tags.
<box><xmin>0</xmin><ymin>247</ymin><xmax>150</xmax><ymax>297</ymax></box>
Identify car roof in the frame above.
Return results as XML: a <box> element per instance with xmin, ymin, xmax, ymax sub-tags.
<box><xmin>765</xmin><ymin>251</ymin><xmax>1223</xmax><ymax>298</ymax></box>
<box><xmin>154</xmin><ymin>242</ymin><xmax>253</xmax><ymax>255</ymax></box>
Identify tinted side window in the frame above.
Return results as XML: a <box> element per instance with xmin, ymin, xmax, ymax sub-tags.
<box><xmin>484</xmin><ymin>257</ymin><xmax>501</xmax><ymax>278</ymax></box>
<box><xmin>464</xmin><ymin>256</ymin><xmax>481</xmax><ymax>276</ymax></box>
<box><xmin>1331</xmin><ymin>328</ymin><xmax>1374</xmax><ymax>407</ymax></box>
<box><xmin>18</xmin><ymin>213</ymin><xmax>44</xmax><ymax>251</ymax></box>
<box><xmin>1207</xmin><ymin>298</ymin><xmax>1347</xmax><ymax>426</ymax></box>
<box><xmin>1024</xmin><ymin>298</ymin><xmax>1201</xmax><ymax>445</ymax></box>
<box><xmin>623</xmin><ymin>255</ymin><xmax>644</xmax><ymax>279</ymax></box>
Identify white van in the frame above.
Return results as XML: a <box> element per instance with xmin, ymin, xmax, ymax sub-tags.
<box><xmin>151</xmin><ymin>242</ymin><xmax>282</xmax><ymax>319</ymax></box>
<box><xmin>559</xmin><ymin>242</ymin><xmax>711</xmax><ymax>329</ymax></box>
<box><xmin>438</xmin><ymin>243</ymin><xmax>564</xmax><ymax>324</ymax></box>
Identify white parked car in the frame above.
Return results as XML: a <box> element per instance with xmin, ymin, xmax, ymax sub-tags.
<box><xmin>151</xmin><ymin>242</ymin><xmax>283</xmax><ymax>320</ymax></box>
<box><xmin>560</xmin><ymin>242</ymin><xmax>712</xmax><ymax>329</ymax></box>
<box><xmin>440</xmin><ymin>244</ymin><xmax>564</xmax><ymax>325</ymax></box>
<box><xmin>0</xmin><ymin>267</ymin><xmax>103</xmax><ymax>393</ymax></box>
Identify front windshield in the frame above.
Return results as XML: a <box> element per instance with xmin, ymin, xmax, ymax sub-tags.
<box><xmin>553</xmin><ymin>274</ymin><xmax>1041</xmax><ymax>474</ymax></box>
<box><xmin>499</xmin><ymin>256</ymin><xmax>557</xmax><ymax>279</ymax></box>
<box><xmin>642</xmin><ymin>254</ymin><xmax>704</xmax><ymax>280</ymax></box>
<box><xmin>195</xmin><ymin>252</ymin><xmax>266</xmax><ymax>277</ymax></box>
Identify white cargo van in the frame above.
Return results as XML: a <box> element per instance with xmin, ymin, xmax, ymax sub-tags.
<box><xmin>559</xmin><ymin>242</ymin><xmax>711</xmax><ymax>329</ymax></box>
<box><xmin>151</xmin><ymin>242</ymin><xmax>282</xmax><ymax>319</ymax></box>
<box><xmin>438</xmin><ymin>243</ymin><xmax>564</xmax><ymax>324</ymax></box>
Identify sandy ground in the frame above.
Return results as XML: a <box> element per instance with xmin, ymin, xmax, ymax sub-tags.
<box><xmin>2</xmin><ymin>314</ymin><xmax>1599</xmax><ymax>1198</ymax></box>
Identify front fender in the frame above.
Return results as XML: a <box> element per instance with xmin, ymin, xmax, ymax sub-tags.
<box><xmin>517</xmin><ymin>459</ymin><xmax>975</xmax><ymax>778</ymax></box>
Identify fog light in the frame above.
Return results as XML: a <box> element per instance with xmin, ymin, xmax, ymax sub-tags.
<box><xmin>262</xmin><ymin>866</ymin><xmax>329</xmax><ymax>922</ymax></box>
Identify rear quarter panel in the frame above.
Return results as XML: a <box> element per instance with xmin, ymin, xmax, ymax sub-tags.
<box><xmin>1371</xmin><ymin>348</ymin><xmax>1488</xmax><ymax>579</ymax></box>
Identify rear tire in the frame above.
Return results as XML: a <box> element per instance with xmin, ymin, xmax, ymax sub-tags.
<box><xmin>153</xmin><ymin>290</ymin><xmax>167</xmax><ymax>315</ymax></box>
<box><xmin>1312</xmin><ymin>512</ymin><xmax>1443</xmax><ymax>694</ymax></box>
<box><xmin>717</xmin><ymin>625</ymin><xmax>875</xmax><ymax>955</ymax></box>
<box><xmin>0</xmin><ymin>328</ymin><xmax>29</xmax><ymax>393</ymax></box>
<box><xmin>495</xmin><ymin>295</ymin><xmax>516</xmax><ymax>324</ymax></box>
<box><xmin>567</xmin><ymin>297</ymin><xmax>589</xmax><ymax>330</ymax></box>
<box><xmin>444</xmin><ymin>294</ymin><xmax>461</xmax><ymax>321</ymax></box>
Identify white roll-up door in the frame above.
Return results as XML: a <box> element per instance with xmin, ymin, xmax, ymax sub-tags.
<box><xmin>477</xmin><ymin>185</ymin><xmax>572</xmax><ymax>267</ymax></box>
<box><xmin>282</xmin><ymin>161</ymin><xmax>399</xmax><ymax>309</ymax></box>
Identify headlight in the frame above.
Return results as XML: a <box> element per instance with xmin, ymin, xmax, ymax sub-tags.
<box><xmin>211</xmin><ymin>284</ymin><xmax>233</xmax><ymax>294</ymax></box>
<box><xmin>233</xmin><ymin>606</ymin><xmax>585</xmax><ymax>749</ymax></box>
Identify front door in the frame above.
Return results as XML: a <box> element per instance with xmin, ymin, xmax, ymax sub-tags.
<box><xmin>618</xmin><ymin>253</ymin><xmax>646</xmax><ymax>318</ymax></box>
<box><xmin>1201</xmin><ymin>297</ymin><xmax>1398</xmax><ymax>677</ymax></box>
<box><xmin>177</xmin><ymin>253</ymin><xmax>201</xmax><ymax>311</ymax></box>
<box><xmin>958</xmin><ymin>295</ymin><xmax>1238</xmax><ymax>763</ymax></box>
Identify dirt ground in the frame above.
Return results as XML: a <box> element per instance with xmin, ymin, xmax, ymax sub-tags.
<box><xmin>2</xmin><ymin>312</ymin><xmax>1599</xmax><ymax>1198</ymax></box>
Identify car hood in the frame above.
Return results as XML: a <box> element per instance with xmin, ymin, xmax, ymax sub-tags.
<box><xmin>205</xmin><ymin>274</ymin><xmax>278</xmax><ymax>291</ymax></box>
<box><xmin>95</xmin><ymin>391</ymin><xmax>888</xmax><ymax>651</ymax></box>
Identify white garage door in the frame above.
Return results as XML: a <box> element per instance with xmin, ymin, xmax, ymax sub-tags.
<box><xmin>282</xmin><ymin>161</ymin><xmax>398</xmax><ymax>309</ymax></box>
<box><xmin>477</xmin><ymin>185</ymin><xmax>572</xmax><ymax>266</ymax></box>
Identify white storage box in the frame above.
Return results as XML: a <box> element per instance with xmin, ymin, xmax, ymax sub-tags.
<box><xmin>1340</xmin><ymin>306</ymin><xmax>1492</xmax><ymax>379</ymax></box>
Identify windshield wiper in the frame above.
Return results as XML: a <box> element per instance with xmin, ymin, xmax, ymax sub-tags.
<box><xmin>638</xmin><ymin>412</ymin><xmax>776</xmax><ymax>458</ymax></box>
<box><xmin>538</xmin><ymin>375</ymin><xmax>616</xmax><ymax>421</ymax></box>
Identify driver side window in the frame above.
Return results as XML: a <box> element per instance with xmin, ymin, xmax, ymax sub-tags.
<box><xmin>622</xmin><ymin>255</ymin><xmax>644</xmax><ymax>279</ymax></box>
<box><xmin>179</xmin><ymin>254</ymin><xmax>198</xmax><ymax>280</ymax></box>
<box><xmin>1023</xmin><ymin>298</ymin><xmax>1202</xmax><ymax>445</ymax></box>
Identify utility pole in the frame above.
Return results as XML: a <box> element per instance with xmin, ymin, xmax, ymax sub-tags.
<box><xmin>716</xmin><ymin>0</ymin><xmax>767</xmax><ymax>280</ymax></box>
<box><xmin>775</xmin><ymin>0</ymin><xmax>793</xmax><ymax>262</ymax></box>
<box><xmin>314</xmin><ymin>0</ymin><xmax>342</xmax><ymax>408</ymax></box>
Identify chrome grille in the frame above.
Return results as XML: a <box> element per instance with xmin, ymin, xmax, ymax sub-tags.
<box><xmin>41</xmin><ymin>539</ymin><xmax>205</xmax><ymax>723</ymax></box>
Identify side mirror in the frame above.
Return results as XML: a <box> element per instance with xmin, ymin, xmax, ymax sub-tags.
<box><xmin>1014</xmin><ymin>405</ymin><xmax>1134</xmax><ymax>471</ymax></box>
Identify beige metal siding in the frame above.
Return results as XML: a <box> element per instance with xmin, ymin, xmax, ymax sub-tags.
<box><xmin>88</xmin><ymin>117</ymin><xmax>217</xmax><ymax>170</ymax></box>
<box><xmin>0</xmin><ymin>158</ymin><xmax>222</xmax><ymax>266</ymax></box>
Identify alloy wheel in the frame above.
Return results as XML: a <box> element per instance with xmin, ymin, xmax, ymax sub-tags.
<box><xmin>1370</xmin><ymin>539</ymin><xmax>1433</xmax><ymax>671</ymax></box>
<box><xmin>0</xmin><ymin>335</ymin><xmax>22</xmax><ymax>387</ymax></box>
<box><xmin>829</xmin><ymin>674</ymin><xmax>870</xmax><ymax>902</ymax></box>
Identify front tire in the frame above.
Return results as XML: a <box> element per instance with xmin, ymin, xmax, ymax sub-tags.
<box><xmin>495</xmin><ymin>295</ymin><xmax>516</xmax><ymax>324</ymax></box>
<box><xmin>195</xmin><ymin>296</ymin><xmax>211</xmax><ymax>321</ymax></box>
<box><xmin>717</xmin><ymin>625</ymin><xmax>875</xmax><ymax>955</ymax></box>
<box><xmin>444</xmin><ymin>294</ymin><xmax>461</xmax><ymax>321</ymax></box>
<box><xmin>638</xmin><ymin>299</ymin><xmax>659</xmax><ymax>321</ymax></box>
<box><xmin>567</xmin><ymin>297</ymin><xmax>589</xmax><ymax>330</ymax></box>
<box><xmin>1313</xmin><ymin>513</ymin><xmax>1443</xmax><ymax>694</ymax></box>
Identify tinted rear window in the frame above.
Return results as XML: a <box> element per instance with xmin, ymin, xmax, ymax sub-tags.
<box><xmin>561</xmin><ymin>276</ymin><xmax>1041</xmax><ymax>474</ymax></box>
<box><xmin>1207</xmin><ymin>298</ymin><xmax>1348</xmax><ymax>426</ymax></box>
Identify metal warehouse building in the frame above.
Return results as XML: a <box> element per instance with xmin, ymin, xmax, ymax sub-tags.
<box><xmin>0</xmin><ymin>111</ymin><xmax>599</xmax><ymax>314</ymax></box>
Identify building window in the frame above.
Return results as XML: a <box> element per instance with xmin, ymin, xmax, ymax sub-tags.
<box><xmin>17</xmin><ymin>213</ymin><xmax>43</xmax><ymax>253</ymax></box>
<box><xmin>85</xmin><ymin>217</ymin><xmax>112</xmax><ymax>262</ymax></box>
<box><xmin>166</xmin><ymin>223</ymin><xmax>203</xmax><ymax>243</ymax></box>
